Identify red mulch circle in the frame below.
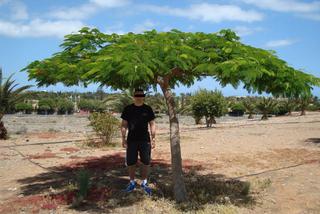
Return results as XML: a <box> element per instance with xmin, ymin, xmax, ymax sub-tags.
<box><xmin>60</xmin><ymin>147</ymin><xmax>80</xmax><ymax>153</ymax></box>
<box><xmin>25</xmin><ymin>152</ymin><xmax>58</xmax><ymax>159</ymax></box>
<box><xmin>0</xmin><ymin>187</ymin><xmax>113</xmax><ymax>213</ymax></box>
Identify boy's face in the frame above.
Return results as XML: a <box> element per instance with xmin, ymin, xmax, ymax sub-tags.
<box><xmin>133</xmin><ymin>91</ymin><xmax>145</xmax><ymax>102</ymax></box>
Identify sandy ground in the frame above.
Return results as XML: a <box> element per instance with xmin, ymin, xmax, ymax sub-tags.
<box><xmin>0</xmin><ymin>112</ymin><xmax>319</xmax><ymax>213</ymax></box>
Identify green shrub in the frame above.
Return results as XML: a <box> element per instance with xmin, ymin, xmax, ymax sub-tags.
<box><xmin>191</xmin><ymin>89</ymin><xmax>227</xmax><ymax>127</ymax></box>
<box><xmin>307</xmin><ymin>104</ymin><xmax>319</xmax><ymax>111</ymax></box>
<box><xmin>15</xmin><ymin>102</ymin><xmax>33</xmax><ymax>114</ymax></box>
<box><xmin>57</xmin><ymin>99</ymin><xmax>74</xmax><ymax>114</ymax></box>
<box><xmin>73</xmin><ymin>170</ymin><xmax>90</xmax><ymax>206</ymax></box>
<box><xmin>229</xmin><ymin>102</ymin><xmax>246</xmax><ymax>117</ymax></box>
<box><xmin>256</xmin><ymin>97</ymin><xmax>278</xmax><ymax>120</ymax></box>
<box><xmin>79</xmin><ymin>99</ymin><xmax>105</xmax><ymax>112</ymax></box>
<box><xmin>38</xmin><ymin>98</ymin><xmax>56</xmax><ymax>114</ymax></box>
<box><xmin>88</xmin><ymin>112</ymin><xmax>120</xmax><ymax>146</ymax></box>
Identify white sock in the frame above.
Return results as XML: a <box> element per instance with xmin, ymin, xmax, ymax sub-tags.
<box><xmin>142</xmin><ymin>179</ymin><xmax>147</xmax><ymax>185</ymax></box>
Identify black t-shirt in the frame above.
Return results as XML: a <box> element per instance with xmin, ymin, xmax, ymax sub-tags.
<box><xmin>121</xmin><ymin>103</ymin><xmax>155</xmax><ymax>142</ymax></box>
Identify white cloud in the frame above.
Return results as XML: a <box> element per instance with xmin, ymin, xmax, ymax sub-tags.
<box><xmin>132</xmin><ymin>20</ymin><xmax>156</xmax><ymax>33</ymax></box>
<box><xmin>233</xmin><ymin>26</ymin><xmax>263</xmax><ymax>36</ymax></box>
<box><xmin>241</xmin><ymin>0</ymin><xmax>320</xmax><ymax>13</ymax></box>
<box><xmin>140</xmin><ymin>3</ymin><xmax>263</xmax><ymax>23</ymax></box>
<box><xmin>0</xmin><ymin>19</ymin><xmax>86</xmax><ymax>38</ymax></box>
<box><xmin>265</xmin><ymin>39</ymin><xmax>297</xmax><ymax>48</ymax></box>
<box><xmin>104</xmin><ymin>22</ymin><xmax>126</xmax><ymax>34</ymax></box>
<box><xmin>50</xmin><ymin>0</ymin><xmax>130</xmax><ymax>20</ymax></box>
<box><xmin>89</xmin><ymin>0</ymin><xmax>129</xmax><ymax>7</ymax></box>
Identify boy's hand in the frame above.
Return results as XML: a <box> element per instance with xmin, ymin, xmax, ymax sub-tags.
<box><xmin>122</xmin><ymin>139</ymin><xmax>127</xmax><ymax>148</ymax></box>
<box><xmin>151</xmin><ymin>138</ymin><xmax>155</xmax><ymax>149</ymax></box>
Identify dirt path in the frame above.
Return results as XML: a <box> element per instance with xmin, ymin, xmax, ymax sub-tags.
<box><xmin>0</xmin><ymin>112</ymin><xmax>319</xmax><ymax>213</ymax></box>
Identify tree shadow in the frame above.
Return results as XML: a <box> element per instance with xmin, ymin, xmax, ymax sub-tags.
<box><xmin>10</xmin><ymin>153</ymin><xmax>255</xmax><ymax>213</ymax></box>
<box><xmin>305</xmin><ymin>138</ymin><xmax>320</xmax><ymax>144</ymax></box>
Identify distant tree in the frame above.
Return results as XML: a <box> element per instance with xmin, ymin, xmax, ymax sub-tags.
<box><xmin>0</xmin><ymin>68</ymin><xmax>32</xmax><ymax>139</ymax></box>
<box><xmin>57</xmin><ymin>99</ymin><xmax>74</xmax><ymax>114</ymax></box>
<box><xmin>15</xmin><ymin>102</ymin><xmax>33</xmax><ymax>114</ymax></box>
<box><xmin>256</xmin><ymin>97</ymin><xmax>278</xmax><ymax>120</ymax></box>
<box><xmin>242</xmin><ymin>97</ymin><xmax>256</xmax><ymax>119</ymax></box>
<box><xmin>191</xmin><ymin>89</ymin><xmax>227</xmax><ymax>127</ymax></box>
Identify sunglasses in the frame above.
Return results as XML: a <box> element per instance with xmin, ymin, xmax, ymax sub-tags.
<box><xmin>134</xmin><ymin>94</ymin><xmax>145</xmax><ymax>97</ymax></box>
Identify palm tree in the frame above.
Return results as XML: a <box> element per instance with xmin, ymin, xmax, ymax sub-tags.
<box><xmin>0</xmin><ymin>67</ymin><xmax>32</xmax><ymax>139</ymax></box>
<box><xmin>256</xmin><ymin>97</ymin><xmax>278</xmax><ymax>120</ymax></box>
<box><xmin>242</xmin><ymin>97</ymin><xmax>256</xmax><ymax>119</ymax></box>
<box><xmin>104</xmin><ymin>90</ymin><xmax>133</xmax><ymax>113</ymax></box>
<box><xmin>145</xmin><ymin>93</ymin><xmax>167</xmax><ymax>114</ymax></box>
<box><xmin>297</xmin><ymin>96</ymin><xmax>312</xmax><ymax>116</ymax></box>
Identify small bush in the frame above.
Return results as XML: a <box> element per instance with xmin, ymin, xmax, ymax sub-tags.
<box><xmin>88</xmin><ymin>112</ymin><xmax>120</xmax><ymax>146</ymax></box>
<box><xmin>38</xmin><ymin>98</ymin><xmax>56</xmax><ymax>114</ymax></box>
<box><xmin>229</xmin><ymin>103</ymin><xmax>245</xmax><ymax>117</ymax></box>
<box><xmin>57</xmin><ymin>99</ymin><xmax>74</xmax><ymax>114</ymax></box>
<box><xmin>73</xmin><ymin>170</ymin><xmax>90</xmax><ymax>205</ymax></box>
<box><xmin>79</xmin><ymin>99</ymin><xmax>105</xmax><ymax>112</ymax></box>
<box><xmin>15</xmin><ymin>103</ymin><xmax>33</xmax><ymax>114</ymax></box>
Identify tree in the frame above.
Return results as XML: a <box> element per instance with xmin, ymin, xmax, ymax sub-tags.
<box><xmin>0</xmin><ymin>67</ymin><xmax>32</xmax><ymax>139</ymax></box>
<box><xmin>256</xmin><ymin>97</ymin><xmax>278</xmax><ymax>120</ymax></box>
<box><xmin>242</xmin><ymin>97</ymin><xmax>256</xmax><ymax>119</ymax></box>
<box><xmin>104</xmin><ymin>90</ymin><xmax>133</xmax><ymax>113</ymax></box>
<box><xmin>145</xmin><ymin>93</ymin><xmax>167</xmax><ymax>114</ymax></box>
<box><xmin>297</xmin><ymin>96</ymin><xmax>312</xmax><ymax>116</ymax></box>
<box><xmin>191</xmin><ymin>89</ymin><xmax>227</xmax><ymax>127</ymax></box>
<box><xmin>15</xmin><ymin>102</ymin><xmax>33</xmax><ymax>114</ymax></box>
<box><xmin>22</xmin><ymin>28</ymin><xmax>320</xmax><ymax>201</ymax></box>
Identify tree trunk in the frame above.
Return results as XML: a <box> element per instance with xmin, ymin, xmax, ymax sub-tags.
<box><xmin>248</xmin><ymin>113</ymin><xmax>253</xmax><ymax>119</ymax></box>
<box><xmin>261</xmin><ymin>112</ymin><xmax>268</xmax><ymax>120</ymax></box>
<box><xmin>0</xmin><ymin>112</ymin><xmax>8</xmax><ymax>140</ymax></box>
<box><xmin>160</xmin><ymin>85</ymin><xmax>188</xmax><ymax>202</ymax></box>
<box><xmin>300</xmin><ymin>109</ymin><xmax>306</xmax><ymax>116</ymax></box>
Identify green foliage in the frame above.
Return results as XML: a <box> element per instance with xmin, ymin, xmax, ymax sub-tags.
<box><xmin>79</xmin><ymin>99</ymin><xmax>105</xmax><ymax>112</ymax></box>
<box><xmin>297</xmin><ymin>96</ymin><xmax>312</xmax><ymax>115</ymax></box>
<box><xmin>242</xmin><ymin>97</ymin><xmax>257</xmax><ymax>119</ymax></box>
<box><xmin>88</xmin><ymin>112</ymin><xmax>120</xmax><ymax>146</ymax></box>
<box><xmin>191</xmin><ymin>89</ymin><xmax>227</xmax><ymax>127</ymax></box>
<box><xmin>38</xmin><ymin>98</ymin><xmax>56</xmax><ymax>114</ymax></box>
<box><xmin>22</xmin><ymin>28</ymin><xmax>320</xmax><ymax>98</ymax></box>
<box><xmin>145</xmin><ymin>93</ymin><xmax>167</xmax><ymax>114</ymax></box>
<box><xmin>15</xmin><ymin>102</ymin><xmax>33</xmax><ymax>113</ymax></box>
<box><xmin>0</xmin><ymin>68</ymin><xmax>32</xmax><ymax>139</ymax></box>
<box><xmin>103</xmin><ymin>91</ymin><xmax>133</xmax><ymax>113</ymax></box>
<box><xmin>256</xmin><ymin>97</ymin><xmax>278</xmax><ymax>120</ymax></box>
<box><xmin>57</xmin><ymin>99</ymin><xmax>74</xmax><ymax>114</ymax></box>
<box><xmin>229</xmin><ymin>102</ymin><xmax>246</xmax><ymax>117</ymax></box>
<box><xmin>0</xmin><ymin>69</ymin><xmax>32</xmax><ymax>114</ymax></box>
<box><xmin>74</xmin><ymin>169</ymin><xmax>90</xmax><ymax>205</ymax></box>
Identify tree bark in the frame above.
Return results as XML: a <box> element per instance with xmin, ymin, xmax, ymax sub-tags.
<box><xmin>160</xmin><ymin>83</ymin><xmax>187</xmax><ymax>202</ymax></box>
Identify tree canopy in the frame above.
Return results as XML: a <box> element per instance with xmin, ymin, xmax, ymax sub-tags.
<box><xmin>23</xmin><ymin>27</ymin><xmax>320</xmax><ymax>98</ymax></box>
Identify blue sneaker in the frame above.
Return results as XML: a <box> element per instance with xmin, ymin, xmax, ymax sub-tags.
<box><xmin>141</xmin><ymin>183</ymin><xmax>152</xmax><ymax>196</ymax></box>
<box><xmin>124</xmin><ymin>181</ymin><xmax>136</xmax><ymax>193</ymax></box>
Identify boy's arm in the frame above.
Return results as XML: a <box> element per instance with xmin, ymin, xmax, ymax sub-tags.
<box><xmin>121</xmin><ymin>120</ymin><xmax>128</xmax><ymax>148</ymax></box>
<box><xmin>149</xmin><ymin>120</ymin><xmax>156</xmax><ymax>148</ymax></box>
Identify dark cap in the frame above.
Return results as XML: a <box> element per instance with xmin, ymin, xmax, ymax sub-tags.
<box><xmin>133</xmin><ymin>88</ymin><xmax>145</xmax><ymax>97</ymax></box>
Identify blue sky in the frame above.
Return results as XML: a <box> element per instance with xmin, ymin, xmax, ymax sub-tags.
<box><xmin>0</xmin><ymin>0</ymin><xmax>319</xmax><ymax>96</ymax></box>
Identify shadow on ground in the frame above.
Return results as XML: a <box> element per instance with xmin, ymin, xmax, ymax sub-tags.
<box><xmin>305</xmin><ymin>138</ymin><xmax>320</xmax><ymax>144</ymax></box>
<box><xmin>2</xmin><ymin>153</ymin><xmax>254</xmax><ymax>213</ymax></box>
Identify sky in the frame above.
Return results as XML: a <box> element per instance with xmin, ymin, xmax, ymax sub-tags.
<box><xmin>0</xmin><ymin>0</ymin><xmax>319</xmax><ymax>96</ymax></box>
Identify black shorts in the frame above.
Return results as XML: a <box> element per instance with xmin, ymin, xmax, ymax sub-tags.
<box><xmin>126</xmin><ymin>141</ymin><xmax>151</xmax><ymax>166</ymax></box>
